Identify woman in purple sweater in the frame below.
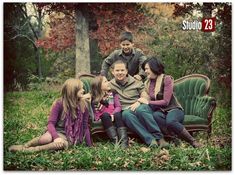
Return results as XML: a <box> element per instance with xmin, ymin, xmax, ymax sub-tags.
<box><xmin>91</xmin><ymin>75</ymin><xmax>128</xmax><ymax>148</ymax></box>
<box><xmin>9</xmin><ymin>78</ymin><xmax>92</xmax><ymax>152</ymax></box>
<box><xmin>137</xmin><ymin>56</ymin><xmax>201</xmax><ymax>148</ymax></box>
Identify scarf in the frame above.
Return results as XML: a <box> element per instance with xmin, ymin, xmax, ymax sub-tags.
<box><xmin>145</xmin><ymin>73</ymin><xmax>164</xmax><ymax>97</ymax></box>
<box><xmin>64</xmin><ymin>107</ymin><xmax>84</xmax><ymax>145</ymax></box>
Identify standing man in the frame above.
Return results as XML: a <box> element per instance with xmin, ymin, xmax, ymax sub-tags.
<box><xmin>101</xmin><ymin>31</ymin><xmax>147</xmax><ymax>81</ymax></box>
<box><xmin>109</xmin><ymin>60</ymin><xmax>168</xmax><ymax>147</ymax></box>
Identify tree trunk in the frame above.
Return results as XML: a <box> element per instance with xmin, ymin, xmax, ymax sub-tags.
<box><xmin>34</xmin><ymin>46</ymin><xmax>42</xmax><ymax>78</ymax></box>
<box><xmin>21</xmin><ymin>3</ymin><xmax>43</xmax><ymax>78</ymax></box>
<box><xmin>36</xmin><ymin>8</ymin><xmax>42</xmax><ymax>78</ymax></box>
<box><xmin>75</xmin><ymin>8</ymin><xmax>90</xmax><ymax>77</ymax></box>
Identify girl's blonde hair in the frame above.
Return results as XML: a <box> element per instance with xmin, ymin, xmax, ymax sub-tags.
<box><xmin>91</xmin><ymin>75</ymin><xmax>105</xmax><ymax>103</ymax></box>
<box><xmin>61</xmin><ymin>78</ymin><xmax>86</xmax><ymax>120</ymax></box>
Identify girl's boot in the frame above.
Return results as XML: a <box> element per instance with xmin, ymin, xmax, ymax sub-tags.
<box><xmin>117</xmin><ymin>127</ymin><xmax>129</xmax><ymax>149</ymax></box>
<box><xmin>9</xmin><ymin>145</ymin><xmax>25</xmax><ymax>152</ymax></box>
<box><xmin>105</xmin><ymin>126</ymin><xmax>118</xmax><ymax>144</ymax></box>
<box><xmin>24</xmin><ymin>141</ymin><xmax>68</xmax><ymax>152</ymax></box>
<box><xmin>9</xmin><ymin>141</ymin><xmax>68</xmax><ymax>152</ymax></box>
<box><xmin>24</xmin><ymin>137</ymin><xmax>41</xmax><ymax>147</ymax></box>
<box><xmin>8</xmin><ymin>137</ymin><xmax>41</xmax><ymax>152</ymax></box>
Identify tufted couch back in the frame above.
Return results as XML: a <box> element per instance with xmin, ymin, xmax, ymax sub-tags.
<box><xmin>174</xmin><ymin>74</ymin><xmax>210</xmax><ymax>118</ymax></box>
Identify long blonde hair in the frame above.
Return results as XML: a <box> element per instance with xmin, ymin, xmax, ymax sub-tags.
<box><xmin>91</xmin><ymin>75</ymin><xmax>105</xmax><ymax>103</ymax></box>
<box><xmin>61</xmin><ymin>78</ymin><xmax>86</xmax><ymax>120</ymax></box>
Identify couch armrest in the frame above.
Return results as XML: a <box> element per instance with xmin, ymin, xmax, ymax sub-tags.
<box><xmin>194</xmin><ymin>95</ymin><xmax>216</xmax><ymax>122</ymax></box>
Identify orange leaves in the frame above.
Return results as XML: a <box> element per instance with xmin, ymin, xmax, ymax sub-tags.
<box><xmin>36</xmin><ymin>3</ymin><xmax>152</xmax><ymax>55</ymax></box>
<box><xmin>140</xmin><ymin>147</ymin><xmax>151</xmax><ymax>153</ymax></box>
<box><xmin>152</xmin><ymin>148</ymin><xmax>171</xmax><ymax>166</ymax></box>
<box><xmin>141</xmin><ymin>3</ymin><xmax>175</xmax><ymax>18</ymax></box>
<box><xmin>37</xmin><ymin>14</ymin><xmax>75</xmax><ymax>51</ymax></box>
<box><xmin>88</xmin><ymin>3</ymin><xmax>152</xmax><ymax>56</ymax></box>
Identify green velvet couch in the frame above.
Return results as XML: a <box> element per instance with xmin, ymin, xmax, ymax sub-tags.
<box><xmin>79</xmin><ymin>73</ymin><xmax>216</xmax><ymax>137</ymax></box>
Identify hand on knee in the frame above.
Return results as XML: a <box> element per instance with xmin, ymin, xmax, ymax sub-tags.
<box><xmin>54</xmin><ymin>137</ymin><xmax>67</xmax><ymax>149</ymax></box>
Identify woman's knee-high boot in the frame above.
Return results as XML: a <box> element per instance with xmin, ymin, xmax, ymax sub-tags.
<box><xmin>178</xmin><ymin>128</ymin><xmax>202</xmax><ymax>148</ymax></box>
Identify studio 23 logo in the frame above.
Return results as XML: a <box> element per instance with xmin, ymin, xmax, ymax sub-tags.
<box><xmin>182</xmin><ymin>17</ymin><xmax>216</xmax><ymax>32</ymax></box>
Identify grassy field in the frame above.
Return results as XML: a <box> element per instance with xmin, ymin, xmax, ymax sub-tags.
<box><xmin>3</xmin><ymin>90</ymin><xmax>231</xmax><ymax>171</ymax></box>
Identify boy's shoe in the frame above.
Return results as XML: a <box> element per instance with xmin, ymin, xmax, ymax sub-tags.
<box><xmin>149</xmin><ymin>139</ymin><xmax>158</xmax><ymax>148</ymax></box>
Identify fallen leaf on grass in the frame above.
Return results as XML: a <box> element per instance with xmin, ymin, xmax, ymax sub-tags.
<box><xmin>115</xmin><ymin>157</ymin><xmax>122</xmax><ymax>161</ymax></box>
<box><xmin>123</xmin><ymin>161</ymin><xmax>129</xmax><ymax>168</ymax></box>
<box><xmin>161</xmin><ymin>155</ymin><xmax>170</xmax><ymax>161</ymax></box>
<box><xmin>135</xmin><ymin>158</ymin><xmax>145</xmax><ymax>167</ymax></box>
<box><xmin>95</xmin><ymin>161</ymin><xmax>102</xmax><ymax>165</ymax></box>
<box><xmin>159</xmin><ymin>148</ymin><xmax>169</xmax><ymax>156</ymax></box>
<box><xmin>189</xmin><ymin>161</ymin><xmax>202</xmax><ymax>167</ymax></box>
<box><xmin>128</xmin><ymin>138</ymin><xmax>136</xmax><ymax>145</ymax></box>
<box><xmin>153</xmin><ymin>148</ymin><xmax>171</xmax><ymax>166</ymax></box>
<box><xmin>140</xmin><ymin>147</ymin><xmax>150</xmax><ymax>153</ymax></box>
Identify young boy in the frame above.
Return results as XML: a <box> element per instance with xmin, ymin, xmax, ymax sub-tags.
<box><xmin>100</xmin><ymin>31</ymin><xmax>147</xmax><ymax>81</ymax></box>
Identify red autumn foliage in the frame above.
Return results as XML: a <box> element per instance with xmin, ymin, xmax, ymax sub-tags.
<box><xmin>35</xmin><ymin>3</ymin><xmax>153</xmax><ymax>56</ymax></box>
<box><xmin>36</xmin><ymin>15</ymin><xmax>75</xmax><ymax>51</ymax></box>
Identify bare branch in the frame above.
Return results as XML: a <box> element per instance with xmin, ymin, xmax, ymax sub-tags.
<box><xmin>11</xmin><ymin>21</ymin><xmax>29</xmax><ymax>32</ymax></box>
<box><xmin>10</xmin><ymin>34</ymin><xmax>37</xmax><ymax>48</ymax></box>
<box><xmin>19</xmin><ymin>4</ymin><xmax>39</xmax><ymax>40</ymax></box>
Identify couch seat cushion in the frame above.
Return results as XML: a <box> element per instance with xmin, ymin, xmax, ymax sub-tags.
<box><xmin>183</xmin><ymin>115</ymin><xmax>208</xmax><ymax>125</ymax></box>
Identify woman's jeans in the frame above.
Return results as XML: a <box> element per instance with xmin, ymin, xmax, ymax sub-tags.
<box><xmin>153</xmin><ymin>108</ymin><xmax>185</xmax><ymax>135</ymax></box>
<box><xmin>122</xmin><ymin>104</ymin><xmax>163</xmax><ymax>145</ymax></box>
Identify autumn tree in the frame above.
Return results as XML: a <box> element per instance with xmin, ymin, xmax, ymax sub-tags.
<box><xmin>137</xmin><ymin>4</ymin><xmax>203</xmax><ymax>77</ymax></box>
<box><xmin>7</xmin><ymin>3</ymin><xmax>46</xmax><ymax>78</ymax></box>
<box><xmin>4</xmin><ymin>3</ymin><xmax>48</xmax><ymax>90</ymax></box>
<box><xmin>173</xmin><ymin>2</ymin><xmax>231</xmax><ymax>105</ymax></box>
<box><xmin>35</xmin><ymin>3</ymin><xmax>153</xmax><ymax>76</ymax></box>
<box><xmin>173</xmin><ymin>2</ymin><xmax>231</xmax><ymax>87</ymax></box>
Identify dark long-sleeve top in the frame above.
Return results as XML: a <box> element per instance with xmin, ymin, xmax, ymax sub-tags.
<box><xmin>47</xmin><ymin>99</ymin><xmax>92</xmax><ymax>146</ymax></box>
<box><xmin>101</xmin><ymin>48</ymin><xmax>147</xmax><ymax>79</ymax></box>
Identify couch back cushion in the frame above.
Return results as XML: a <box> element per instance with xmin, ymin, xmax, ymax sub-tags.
<box><xmin>174</xmin><ymin>74</ymin><xmax>210</xmax><ymax>115</ymax></box>
<box><xmin>79</xmin><ymin>74</ymin><xmax>95</xmax><ymax>93</ymax></box>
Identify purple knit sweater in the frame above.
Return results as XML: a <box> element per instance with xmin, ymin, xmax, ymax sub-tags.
<box><xmin>47</xmin><ymin>99</ymin><xmax>92</xmax><ymax>146</ymax></box>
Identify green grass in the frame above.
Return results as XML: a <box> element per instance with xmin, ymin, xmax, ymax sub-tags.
<box><xmin>3</xmin><ymin>91</ymin><xmax>231</xmax><ymax>170</ymax></box>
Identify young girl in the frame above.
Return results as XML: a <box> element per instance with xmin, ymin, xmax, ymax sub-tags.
<box><xmin>9</xmin><ymin>78</ymin><xmax>92</xmax><ymax>152</ymax></box>
<box><xmin>91</xmin><ymin>75</ymin><xmax>128</xmax><ymax>148</ymax></box>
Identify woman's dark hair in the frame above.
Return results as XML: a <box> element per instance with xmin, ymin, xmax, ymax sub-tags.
<box><xmin>142</xmin><ymin>56</ymin><xmax>165</xmax><ymax>75</ymax></box>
